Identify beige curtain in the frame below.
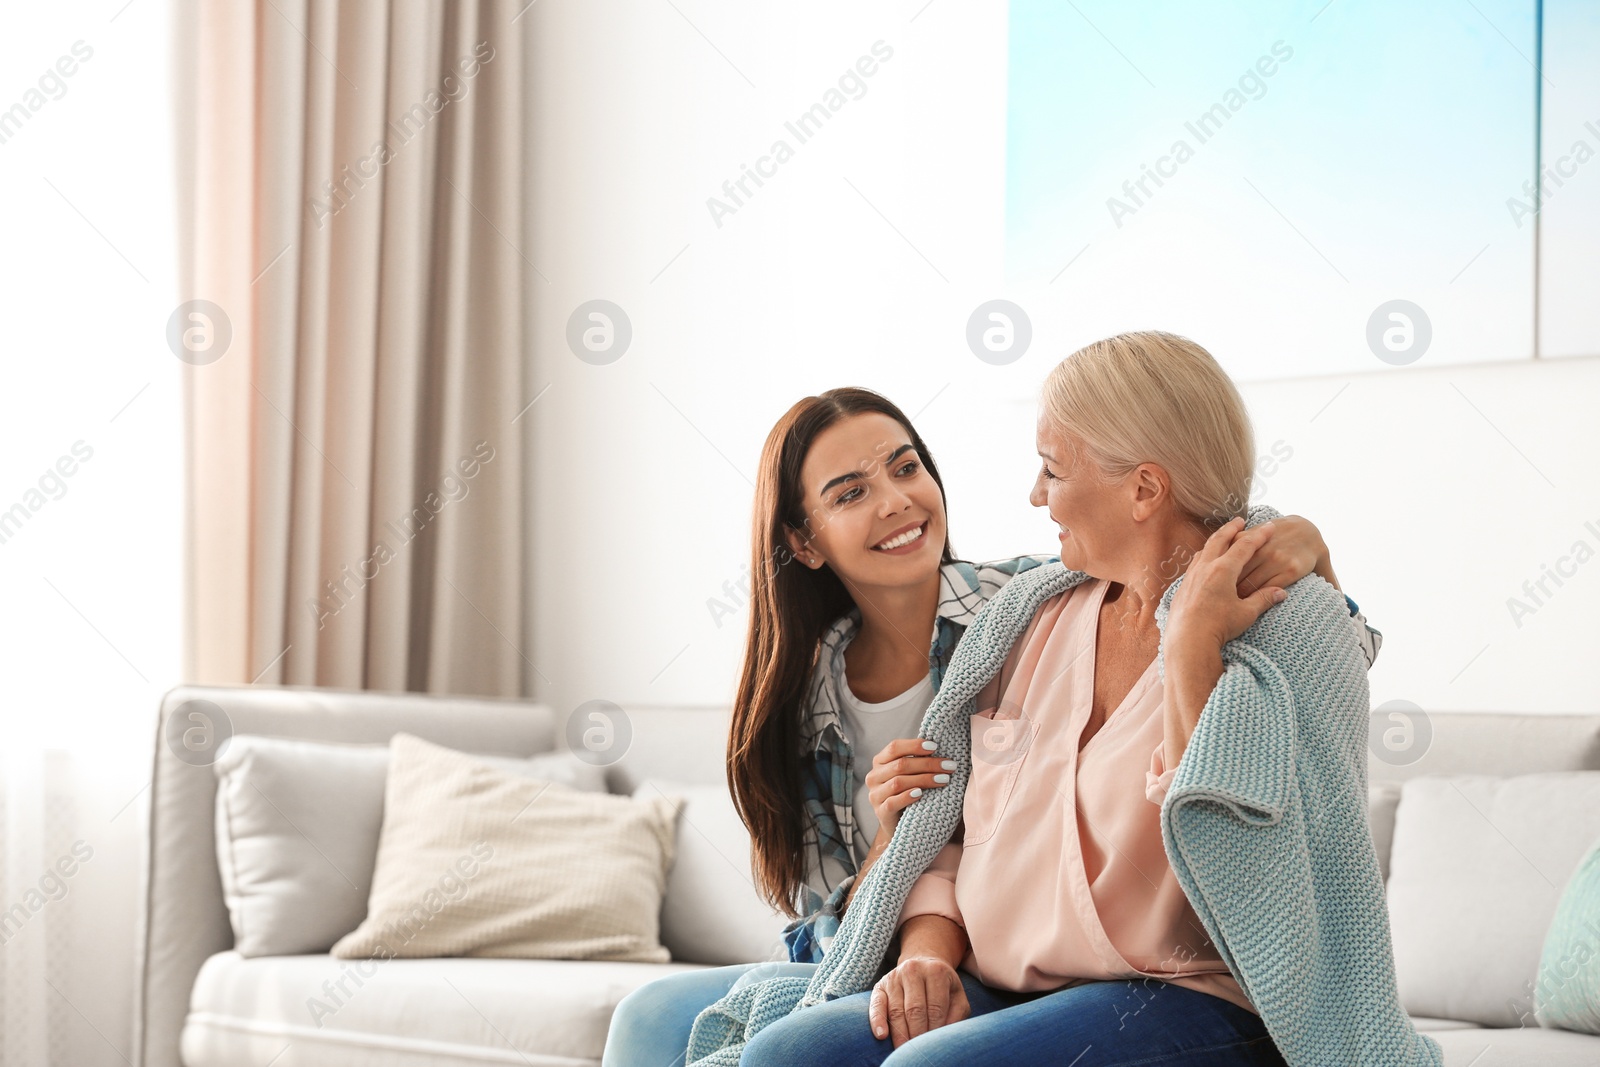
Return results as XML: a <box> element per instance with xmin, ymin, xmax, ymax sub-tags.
<box><xmin>176</xmin><ymin>0</ymin><xmax>527</xmax><ymax>696</ymax></box>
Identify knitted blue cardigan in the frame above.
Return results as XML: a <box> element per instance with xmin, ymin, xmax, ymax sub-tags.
<box><xmin>686</xmin><ymin>534</ymin><xmax>1441</xmax><ymax>1066</ymax></box>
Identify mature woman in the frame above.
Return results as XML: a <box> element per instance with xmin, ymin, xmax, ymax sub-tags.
<box><xmin>686</xmin><ymin>332</ymin><xmax>1433</xmax><ymax>1067</ymax></box>
<box><xmin>604</xmin><ymin>382</ymin><xmax>1378</xmax><ymax>1066</ymax></box>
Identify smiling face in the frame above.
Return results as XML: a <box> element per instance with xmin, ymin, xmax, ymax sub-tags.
<box><xmin>785</xmin><ymin>412</ymin><xmax>947</xmax><ymax>590</ymax></box>
<box><xmin>1029</xmin><ymin>410</ymin><xmax>1145</xmax><ymax>578</ymax></box>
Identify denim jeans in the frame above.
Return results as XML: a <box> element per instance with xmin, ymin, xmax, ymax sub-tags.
<box><xmin>739</xmin><ymin>971</ymin><xmax>1288</xmax><ymax>1067</ymax></box>
<box><xmin>601</xmin><ymin>962</ymin><xmax>820</xmax><ymax>1067</ymax></box>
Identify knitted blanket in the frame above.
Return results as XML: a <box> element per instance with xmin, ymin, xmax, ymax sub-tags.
<box><xmin>686</xmin><ymin>523</ymin><xmax>1440</xmax><ymax>1066</ymax></box>
<box><xmin>1153</xmin><ymin>567</ymin><xmax>1441</xmax><ymax>1065</ymax></box>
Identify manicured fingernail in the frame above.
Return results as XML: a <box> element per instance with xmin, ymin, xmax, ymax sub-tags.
<box><xmin>933</xmin><ymin>774</ymin><xmax>950</xmax><ymax>784</ymax></box>
<box><xmin>1273</xmin><ymin>588</ymin><xmax>1287</xmax><ymax>602</ymax></box>
<box><xmin>909</xmin><ymin>787</ymin><xmax>923</xmax><ymax>796</ymax></box>
<box><xmin>941</xmin><ymin>760</ymin><xmax>957</xmax><ymax>770</ymax></box>
<box><xmin>922</xmin><ymin>741</ymin><xmax>937</xmax><ymax>750</ymax></box>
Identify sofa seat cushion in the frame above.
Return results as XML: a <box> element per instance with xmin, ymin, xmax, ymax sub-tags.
<box><xmin>1425</xmin><ymin>1025</ymin><xmax>1600</xmax><ymax>1065</ymax></box>
<box><xmin>181</xmin><ymin>950</ymin><xmax>708</xmax><ymax>1067</ymax></box>
<box><xmin>1408</xmin><ymin>1017</ymin><xmax>1483</xmax><ymax>1032</ymax></box>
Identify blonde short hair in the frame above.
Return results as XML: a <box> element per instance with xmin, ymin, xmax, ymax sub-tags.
<box><xmin>1040</xmin><ymin>330</ymin><xmax>1254</xmax><ymax>528</ymax></box>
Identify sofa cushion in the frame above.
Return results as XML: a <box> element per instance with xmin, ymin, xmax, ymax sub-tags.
<box><xmin>1369</xmin><ymin>782</ymin><xmax>1402</xmax><ymax>882</ymax></box>
<box><xmin>1368</xmin><ymin>713</ymin><xmax>1600</xmax><ymax>785</ymax></box>
<box><xmin>332</xmin><ymin>735</ymin><xmax>680</xmax><ymax>962</ymax></box>
<box><xmin>182</xmin><ymin>950</ymin><xmax>707</xmax><ymax>1067</ymax></box>
<box><xmin>636</xmin><ymin>780</ymin><xmax>789</xmax><ymax>966</ymax></box>
<box><xmin>1424</xmin><ymin>1024</ymin><xmax>1600</xmax><ymax>1066</ymax></box>
<box><xmin>213</xmin><ymin>734</ymin><xmax>607</xmax><ymax>957</ymax></box>
<box><xmin>1535</xmin><ymin>829</ymin><xmax>1600</xmax><ymax>1033</ymax></box>
<box><xmin>1387</xmin><ymin>773</ymin><xmax>1600</xmax><ymax>1026</ymax></box>
<box><xmin>1407</xmin><ymin>1017</ymin><xmax>1483</xmax><ymax>1031</ymax></box>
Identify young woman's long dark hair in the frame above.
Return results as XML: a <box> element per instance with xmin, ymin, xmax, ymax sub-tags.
<box><xmin>728</xmin><ymin>387</ymin><xmax>957</xmax><ymax>917</ymax></box>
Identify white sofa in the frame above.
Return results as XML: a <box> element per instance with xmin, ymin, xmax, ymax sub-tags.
<box><xmin>132</xmin><ymin>686</ymin><xmax>1600</xmax><ymax>1067</ymax></box>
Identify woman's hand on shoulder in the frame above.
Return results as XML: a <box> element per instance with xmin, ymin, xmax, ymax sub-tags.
<box><xmin>1168</xmin><ymin>517</ymin><xmax>1288</xmax><ymax>659</ymax></box>
<box><xmin>1235</xmin><ymin>513</ymin><xmax>1331</xmax><ymax>597</ymax></box>
<box><xmin>866</xmin><ymin>738</ymin><xmax>955</xmax><ymax>837</ymax></box>
<box><xmin>869</xmin><ymin>954</ymin><xmax>970</xmax><ymax>1047</ymax></box>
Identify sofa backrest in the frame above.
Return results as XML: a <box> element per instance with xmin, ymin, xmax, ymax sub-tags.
<box><xmin>1368</xmin><ymin>710</ymin><xmax>1600</xmax><ymax>785</ymax></box>
<box><xmin>601</xmin><ymin>705</ymin><xmax>732</xmax><ymax>793</ymax></box>
<box><xmin>1366</xmin><ymin>711</ymin><xmax>1600</xmax><ymax>880</ymax></box>
<box><xmin>134</xmin><ymin>685</ymin><xmax>556</xmax><ymax>1067</ymax></box>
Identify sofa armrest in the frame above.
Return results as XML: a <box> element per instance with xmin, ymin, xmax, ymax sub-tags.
<box><xmin>132</xmin><ymin>684</ymin><xmax>556</xmax><ymax>1067</ymax></box>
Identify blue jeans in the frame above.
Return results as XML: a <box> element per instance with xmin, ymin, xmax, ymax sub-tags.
<box><xmin>602</xmin><ymin>962</ymin><xmax>819</xmax><ymax>1067</ymax></box>
<box><xmin>740</xmin><ymin>971</ymin><xmax>1288</xmax><ymax>1067</ymax></box>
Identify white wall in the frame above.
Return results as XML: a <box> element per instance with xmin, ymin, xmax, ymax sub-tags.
<box><xmin>523</xmin><ymin>2</ymin><xmax>1600</xmax><ymax>729</ymax></box>
<box><xmin>523</xmin><ymin>0</ymin><xmax>1015</xmax><ymax>718</ymax></box>
<box><xmin>1243</xmin><ymin>357</ymin><xmax>1600</xmax><ymax>714</ymax></box>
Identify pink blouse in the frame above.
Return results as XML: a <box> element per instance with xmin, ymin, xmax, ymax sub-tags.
<box><xmin>896</xmin><ymin>578</ymin><xmax>1253</xmax><ymax>1013</ymax></box>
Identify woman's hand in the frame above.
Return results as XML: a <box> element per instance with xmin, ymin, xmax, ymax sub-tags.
<box><xmin>865</xmin><ymin>738</ymin><xmax>955</xmax><ymax>837</ymax></box>
<box><xmin>1161</xmin><ymin>518</ymin><xmax>1287</xmax><ymax>766</ymax></box>
<box><xmin>1235</xmin><ymin>514</ymin><xmax>1335</xmax><ymax>596</ymax></box>
<box><xmin>1169</xmin><ymin>517</ymin><xmax>1287</xmax><ymax>657</ymax></box>
<box><xmin>842</xmin><ymin>739</ymin><xmax>956</xmax><ymax>914</ymax></box>
<box><xmin>868</xmin><ymin>954</ymin><xmax>970</xmax><ymax>1047</ymax></box>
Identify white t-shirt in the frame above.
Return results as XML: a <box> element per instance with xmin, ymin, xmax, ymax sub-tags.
<box><xmin>836</xmin><ymin>671</ymin><xmax>936</xmax><ymax>863</ymax></box>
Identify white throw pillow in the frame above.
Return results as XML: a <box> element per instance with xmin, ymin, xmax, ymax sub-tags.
<box><xmin>331</xmin><ymin>734</ymin><xmax>681</xmax><ymax>962</ymax></box>
<box><xmin>212</xmin><ymin>734</ymin><xmax>606</xmax><ymax>957</ymax></box>
<box><xmin>1386</xmin><ymin>772</ymin><xmax>1600</xmax><ymax>1026</ymax></box>
<box><xmin>636</xmin><ymin>780</ymin><xmax>790</xmax><ymax>965</ymax></box>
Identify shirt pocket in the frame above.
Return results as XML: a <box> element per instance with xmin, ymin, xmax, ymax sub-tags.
<box><xmin>963</xmin><ymin>713</ymin><xmax>1040</xmax><ymax>847</ymax></box>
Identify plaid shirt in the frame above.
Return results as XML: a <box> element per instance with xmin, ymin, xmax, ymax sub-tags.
<box><xmin>780</xmin><ymin>549</ymin><xmax>1382</xmax><ymax>963</ymax></box>
<box><xmin>781</xmin><ymin>554</ymin><xmax>1054</xmax><ymax>962</ymax></box>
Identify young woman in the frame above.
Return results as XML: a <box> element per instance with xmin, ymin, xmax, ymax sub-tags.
<box><xmin>600</xmin><ymin>387</ymin><xmax>1378</xmax><ymax>1066</ymax></box>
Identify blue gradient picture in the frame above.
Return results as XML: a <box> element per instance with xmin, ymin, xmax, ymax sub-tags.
<box><xmin>1005</xmin><ymin>0</ymin><xmax>1538</xmax><ymax>378</ymax></box>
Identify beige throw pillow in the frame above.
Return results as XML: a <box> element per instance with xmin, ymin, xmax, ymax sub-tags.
<box><xmin>331</xmin><ymin>733</ymin><xmax>681</xmax><ymax>962</ymax></box>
